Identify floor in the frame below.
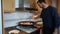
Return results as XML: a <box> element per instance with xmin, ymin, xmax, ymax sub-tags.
<box><xmin>4</xmin><ymin>11</ymin><xmax>34</xmax><ymax>28</ymax></box>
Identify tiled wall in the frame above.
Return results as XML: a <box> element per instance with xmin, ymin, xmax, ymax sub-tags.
<box><xmin>4</xmin><ymin>11</ymin><xmax>34</xmax><ymax>28</ymax></box>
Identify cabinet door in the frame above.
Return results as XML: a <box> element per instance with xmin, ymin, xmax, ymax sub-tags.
<box><xmin>57</xmin><ymin>0</ymin><xmax>60</xmax><ymax>34</ymax></box>
<box><xmin>46</xmin><ymin>0</ymin><xmax>52</xmax><ymax>5</ymax></box>
<box><xmin>57</xmin><ymin>0</ymin><xmax>60</xmax><ymax>14</ymax></box>
<box><xmin>3</xmin><ymin>0</ymin><xmax>15</xmax><ymax>12</ymax></box>
<box><xmin>30</xmin><ymin>0</ymin><xmax>36</xmax><ymax>8</ymax></box>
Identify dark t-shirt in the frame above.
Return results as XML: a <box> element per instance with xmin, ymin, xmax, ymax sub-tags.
<box><xmin>40</xmin><ymin>6</ymin><xmax>60</xmax><ymax>29</ymax></box>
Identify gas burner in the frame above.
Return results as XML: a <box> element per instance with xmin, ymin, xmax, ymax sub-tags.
<box><xmin>16</xmin><ymin>26</ymin><xmax>37</xmax><ymax>33</ymax></box>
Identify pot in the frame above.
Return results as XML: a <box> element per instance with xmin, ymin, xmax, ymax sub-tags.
<box><xmin>18</xmin><ymin>21</ymin><xmax>35</xmax><ymax>26</ymax></box>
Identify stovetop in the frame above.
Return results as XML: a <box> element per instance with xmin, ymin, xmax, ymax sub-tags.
<box><xmin>16</xmin><ymin>26</ymin><xmax>37</xmax><ymax>33</ymax></box>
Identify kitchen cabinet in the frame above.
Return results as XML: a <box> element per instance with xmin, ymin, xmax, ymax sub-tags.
<box><xmin>57</xmin><ymin>0</ymin><xmax>60</xmax><ymax>34</ymax></box>
<box><xmin>2</xmin><ymin>0</ymin><xmax>15</xmax><ymax>12</ymax></box>
<box><xmin>30</xmin><ymin>0</ymin><xmax>36</xmax><ymax>8</ymax></box>
<box><xmin>46</xmin><ymin>0</ymin><xmax>52</xmax><ymax>5</ymax></box>
<box><xmin>57</xmin><ymin>0</ymin><xmax>60</xmax><ymax>14</ymax></box>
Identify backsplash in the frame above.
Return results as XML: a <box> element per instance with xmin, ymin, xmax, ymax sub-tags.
<box><xmin>4</xmin><ymin>11</ymin><xmax>34</xmax><ymax>28</ymax></box>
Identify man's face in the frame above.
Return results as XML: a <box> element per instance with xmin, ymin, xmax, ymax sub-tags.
<box><xmin>37</xmin><ymin>2</ymin><xmax>43</xmax><ymax>8</ymax></box>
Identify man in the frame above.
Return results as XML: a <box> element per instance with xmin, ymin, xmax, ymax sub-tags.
<box><xmin>33</xmin><ymin>0</ymin><xmax>60</xmax><ymax>34</ymax></box>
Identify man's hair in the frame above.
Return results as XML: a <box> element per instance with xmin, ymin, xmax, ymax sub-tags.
<box><xmin>37</xmin><ymin>0</ymin><xmax>46</xmax><ymax>3</ymax></box>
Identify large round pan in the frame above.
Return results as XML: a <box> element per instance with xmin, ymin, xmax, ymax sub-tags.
<box><xmin>18</xmin><ymin>21</ymin><xmax>35</xmax><ymax>26</ymax></box>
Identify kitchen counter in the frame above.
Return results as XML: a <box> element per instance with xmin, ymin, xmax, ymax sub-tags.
<box><xmin>5</xmin><ymin>26</ymin><xmax>42</xmax><ymax>34</ymax></box>
<box><xmin>16</xmin><ymin>26</ymin><xmax>37</xmax><ymax>34</ymax></box>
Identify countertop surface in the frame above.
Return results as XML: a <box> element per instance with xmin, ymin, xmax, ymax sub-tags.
<box><xmin>5</xmin><ymin>26</ymin><xmax>40</xmax><ymax>34</ymax></box>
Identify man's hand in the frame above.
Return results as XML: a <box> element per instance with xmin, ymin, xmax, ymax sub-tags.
<box><xmin>32</xmin><ymin>15</ymin><xmax>39</xmax><ymax>19</ymax></box>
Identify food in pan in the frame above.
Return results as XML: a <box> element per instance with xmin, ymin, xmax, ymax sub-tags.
<box><xmin>19</xmin><ymin>21</ymin><xmax>33</xmax><ymax>25</ymax></box>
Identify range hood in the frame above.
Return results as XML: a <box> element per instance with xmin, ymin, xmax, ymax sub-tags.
<box><xmin>24</xmin><ymin>0</ymin><xmax>30</xmax><ymax>8</ymax></box>
<box><xmin>25</xmin><ymin>8</ymin><xmax>38</xmax><ymax>11</ymax></box>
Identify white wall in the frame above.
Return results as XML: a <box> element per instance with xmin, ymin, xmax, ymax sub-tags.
<box><xmin>15</xmin><ymin>0</ymin><xmax>24</xmax><ymax>8</ymax></box>
<box><xmin>15</xmin><ymin>0</ymin><xmax>19</xmax><ymax>8</ymax></box>
<box><xmin>0</xmin><ymin>0</ymin><xmax>2</xmax><ymax>34</ymax></box>
<box><xmin>4</xmin><ymin>11</ymin><xmax>34</xmax><ymax>28</ymax></box>
<box><xmin>19</xmin><ymin>0</ymin><xmax>23</xmax><ymax>7</ymax></box>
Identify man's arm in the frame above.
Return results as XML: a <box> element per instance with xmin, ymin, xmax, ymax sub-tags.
<box><xmin>32</xmin><ymin>14</ymin><xmax>40</xmax><ymax>19</ymax></box>
<box><xmin>52</xmin><ymin>8</ymin><xmax>60</xmax><ymax>34</ymax></box>
<box><xmin>52</xmin><ymin>8</ymin><xmax>60</xmax><ymax>28</ymax></box>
